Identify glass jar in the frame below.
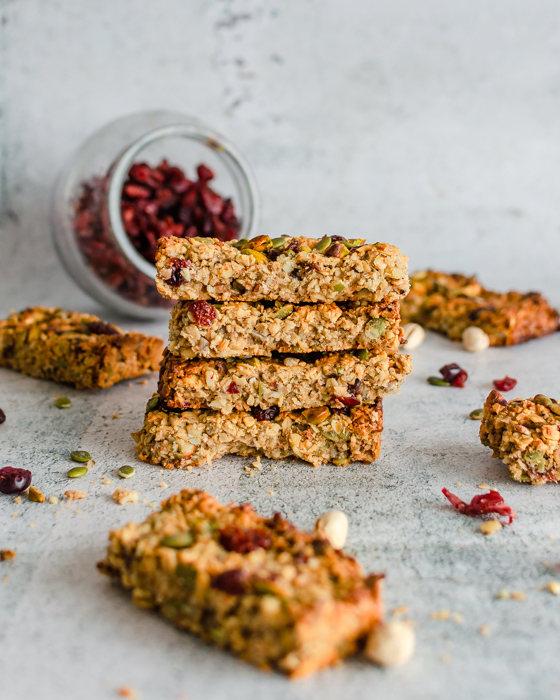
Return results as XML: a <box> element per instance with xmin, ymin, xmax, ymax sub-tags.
<box><xmin>51</xmin><ymin>110</ymin><xmax>259</xmax><ymax>319</ymax></box>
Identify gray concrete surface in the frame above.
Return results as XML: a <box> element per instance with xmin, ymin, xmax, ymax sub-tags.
<box><xmin>1</xmin><ymin>1</ymin><xmax>560</xmax><ymax>698</ymax></box>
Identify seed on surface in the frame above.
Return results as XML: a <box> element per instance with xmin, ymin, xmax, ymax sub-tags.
<box><xmin>54</xmin><ymin>397</ymin><xmax>72</xmax><ymax>409</ymax></box>
<box><xmin>344</xmin><ymin>238</ymin><xmax>365</xmax><ymax>248</ymax></box>
<box><xmin>470</xmin><ymin>408</ymin><xmax>484</xmax><ymax>420</ymax></box>
<box><xmin>428</xmin><ymin>376</ymin><xmax>451</xmax><ymax>386</ymax></box>
<box><xmin>160</xmin><ymin>532</ymin><xmax>194</xmax><ymax>549</ymax></box>
<box><xmin>462</xmin><ymin>326</ymin><xmax>490</xmax><ymax>352</ymax></box>
<box><xmin>314</xmin><ymin>236</ymin><xmax>332</xmax><ymax>253</ymax></box>
<box><xmin>332</xmin><ymin>456</ymin><xmax>350</xmax><ymax>466</ymax></box>
<box><xmin>146</xmin><ymin>396</ymin><xmax>159</xmax><ymax>411</ymax></box>
<box><xmin>314</xmin><ymin>510</ymin><xmax>348</xmax><ymax>549</ymax></box>
<box><xmin>364</xmin><ymin>318</ymin><xmax>386</xmax><ymax>339</ymax></box>
<box><xmin>356</xmin><ymin>349</ymin><xmax>369</xmax><ymax>361</ymax></box>
<box><xmin>480</xmin><ymin>519</ymin><xmax>502</xmax><ymax>535</ymax></box>
<box><xmin>247</xmin><ymin>235</ymin><xmax>272</xmax><ymax>251</ymax></box>
<box><xmin>365</xmin><ymin>620</ymin><xmax>416</xmax><ymax>667</ymax></box>
<box><xmin>275</xmin><ymin>304</ymin><xmax>294</xmax><ymax>320</ymax></box>
<box><xmin>118</xmin><ymin>465</ymin><xmax>135</xmax><ymax>479</ymax></box>
<box><xmin>67</xmin><ymin>466</ymin><xmax>88</xmax><ymax>479</ymax></box>
<box><xmin>524</xmin><ymin>449</ymin><xmax>545</xmax><ymax>471</ymax></box>
<box><xmin>271</xmin><ymin>236</ymin><xmax>288</xmax><ymax>249</ymax></box>
<box><xmin>332</xmin><ymin>281</ymin><xmax>345</xmax><ymax>292</ymax></box>
<box><xmin>71</xmin><ymin>450</ymin><xmax>92</xmax><ymax>463</ymax></box>
<box><xmin>401</xmin><ymin>323</ymin><xmax>426</xmax><ymax>350</ymax></box>
<box><xmin>301</xmin><ymin>407</ymin><xmax>330</xmax><ymax>424</ymax></box>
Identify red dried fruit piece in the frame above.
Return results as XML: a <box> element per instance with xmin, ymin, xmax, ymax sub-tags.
<box><xmin>0</xmin><ymin>467</ymin><xmax>32</xmax><ymax>495</ymax></box>
<box><xmin>333</xmin><ymin>396</ymin><xmax>360</xmax><ymax>407</ymax></box>
<box><xmin>493</xmin><ymin>376</ymin><xmax>517</xmax><ymax>392</ymax></box>
<box><xmin>331</xmin><ymin>406</ymin><xmax>352</xmax><ymax>416</ymax></box>
<box><xmin>0</xmin><ymin>409</ymin><xmax>5</xmax><ymax>425</ymax></box>
<box><xmin>188</xmin><ymin>300</ymin><xmax>217</xmax><ymax>327</ymax></box>
<box><xmin>85</xmin><ymin>321</ymin><xmax>120</xmax><ymax>336</ymax></box>
<box><xmin>211</xmin><ymin>569</ymin><xmax>247</xmax><ymax>595</ymax></box>
<box><xmin>226</xmin><ymin>382</ymin><xmax>239</xmax><ymax>394</ymax></box>
<box><xmin>123</xmin><ymin>184</ymin><xmax>152</xmax><ymax>199</ymax></box>
<box><xmin>168</xmin><ymin>258</ymin><xmax>191</xmax><ymax>287</ymax></box>
<box><xmin>219</xmin><ymin>525</ymin><xmax>272</xmax><ymax>553</ymax></box>
<box><xmin>251</xmin><ymin>406</ymin><xmax>280</xmax><ymax>421</ymax></box>
<box><xmin>440</xmin><ymin>363</ymin><xmax>468</xmax><ymax>388</ymax></box>
<box><xmin>442</xmin><ymin>488</ymin><xmax>517</xmax><ymax>525</ymax></box>
<box><xmin>197</xmin><ymin>164</ymin><xmax>214</xmax><ymax>182</ymax></box>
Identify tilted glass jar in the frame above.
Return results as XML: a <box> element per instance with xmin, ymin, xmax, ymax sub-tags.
<box><xmin>51</xmin><ymin>111</ymin><xmax>259</xmax><ymax>319</ymax></box>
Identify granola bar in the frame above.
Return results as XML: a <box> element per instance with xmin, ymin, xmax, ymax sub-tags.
<box><xmin>401</xmin><ymin>270</ymin><xmax>559</xmax><ymax>345</ymax></box>
<box><xmin>133</xmin><ymin>398</ymin><xmax>383</xmax><ymax>468</ymax></box>
<box><xmin>480</xmin><ymin>390</ymin><xmax>560</xmax><ymax>484</ymax></box>
<box><xmin>155</xmin><ymin>235</ymin><xmax>409</xmax><ymax>304</ymax></box>
<box><xmin>98</xmin><ymin>489</ymin><xmax>384</xmax><ymax>677</ymax></box>
<box><xmin>0</xmin><ymin>307</ymin><xmax>163</xmax><ymax>390</ymax></box>
<box><xmin>158</xmin><ymin>348</ymin><xmax>412</xmax><ymax>413</ymax></box>
<box><xmin>168</xmin><ymin>300</ymin><xmax>402</xmax><ymax>359</ymax></box>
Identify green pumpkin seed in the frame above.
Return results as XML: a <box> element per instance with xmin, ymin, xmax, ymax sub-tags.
<box><xmin>314</xmin><ymin>237</ymin><xmax>332</xmax><ymax>253</ymax></box>
<box><xmin>71</xmin><ymin>450</ymin><xmax>92</xmax><ymax>463</ymax></box>
<box><xmin>427</xmin><ymin>376</ymin><xmax>451</xmax><ymax>386</ymax></box>
<box><xmin>534</xmin><ymin>394</ymin><xmax>552</xmax><ymax>407</ymax></box>
<box><xmin>55</xmin><ymin>397</ymin><xmax>72</xmax><ymax>409</ymax></box>
<box><xmin>469</xmin><ymin>408</ymin><xmax>484</xmax><ymax>420</ymax></box>
<box><xmin>356</xmin><ymin>349</ymin><xmax>369</xmax><ymax>361</ymax></box>
<box><xmin>332</xmin><ymin>282</ymin><xmax>345</xmax><ymax>293</ymax></box>
<box><xmin>550</xmin><ymin>404</ymin><xmax>560</xmax><ymax>416</ymax></box>
<box><xmin>232</xmin><ymin>238</ymin><xmax>248</xmax><ymax>248</ymax></box>
<box><xmin>146</xmin><ymin>396</ymin><xmax>159</xmax><ymax>411</ymax></box>
<box><xmin>118</xmin><ymin>465</ymin><xmax>135</xmax><ymax>479</ymax></box>
<box><xmin>67</xmin><ymin>466</ymin><xmax>88</xmax><ymax>478</ymax></box>
<box><xmin>275</xmin><ymin>304</ymin><xmax>293</xmax><ymax>320</ymax></box>
<box><xmin>160</xmin><ymin>532</ymin><xmax>194</xmax><ymax>549</ymax></box>
<box><xmin>344</xmin><ymin>239</ymin><xmax>365</xmax><ymax>248</ymax></box>
<box><xmin>364</xmin><ymin>318</ymin><xmax>386</xmax><ymax>339</ymax></box>
<box><xmin>524</xmin><ymin>449</ymin><xmax>545</xmax><ymax>471</ymax></box>
<box><xmin>332</xmin><ymin>456</ymin><xmax>350</xmax><ymax>466</ymax></box>
<box><xmin>271</xmin><ymin>236</ymin><xmax>288</xmax><ymax>249</ymax></box>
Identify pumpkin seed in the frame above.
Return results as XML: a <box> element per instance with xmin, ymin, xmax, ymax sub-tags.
<box><xmin>314</xmin><ymin>236</ymin><xmax>332</xmax><ymax>253</ymax></box>
<box><xmin>469</xmin><ymin>408</ymin><xmax>484</xmax><ymax>420</ymax></box>
<box><xmin>118</xmin><ymin>465</ymin><xmax>135</xmax><ymax>479</ymax></box>
<box><xmin>356</xmin><ymin>349</ymin><xmax>369</xmax><ymax>361</ymax></box>
<box><xmin>524</xmin><ymin>449</ymin><xmax>545</xmax><ymax>471</ymax></box>
<box><xmin>301</xmin><ymin>407</ymin><xmax>330</xmax><ymax>424</ymax></box>
<box><xmin>55</xmin><ymin>397</ymin><xmax>72</xmax><ymax>409</ymax></box>
<box><xmin>70</xmin><ymin>450</ymin><xmax>91</xmax><ymax>463</ymax></box>
<box><xmin>146</xmin><ymin>396</ymin><xmax>159</xmax><ymax>411</ymax></box>
<box><xmin>332</xmin><ymin>282</ymin><xmax>345</xmax><ymax>293</ymax></box>
<box><xmin>534</xmin><ymin>394</ymin><xmax>552</xmax><ymax>407</ymax></box>
<box><xmin>271</xmin><ymin>236</ymin><xmax>288</xmax><ymax>249</ymax></box>
<box><xmin>67</xmin><ymin>466</ymin><xmax>88</xmax><ymax>478</ymax></box>
<box><xmin>160</xmin><ymin>532</ymin><xmax>194</xmax><ymax>549</ymax></box>
<box><xmin>427</xmin><ymin>377</ymin><xmax>450</xmax><ymax>386</ymax></box>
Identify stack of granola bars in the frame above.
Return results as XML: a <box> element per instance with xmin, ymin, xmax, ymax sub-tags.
<box><xmin>133</xmin><ymin>235</ymin><xmax>411</xmax><ymax>468</ymax></box>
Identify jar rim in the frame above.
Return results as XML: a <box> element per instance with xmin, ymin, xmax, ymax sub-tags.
<box><xmin>107</xmin><ymin>121</ymin><xmax>260</xmax><ymax>278</ymax></box>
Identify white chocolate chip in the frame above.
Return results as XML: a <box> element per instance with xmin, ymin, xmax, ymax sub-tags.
<box><xmin>314</xmin><ymin>510</ymin><xmax>348</xmax><ymax>549</ymax></box>
<box><xmin>462</xmin><ymin>326</ymin><xmax>490</xmax><ymax>353</ymax></box>
<box><xmin>365</xmin><ymin>620</ymin><xmax>416</xmax><ymax>667</ymax></box>
<box><xmin>401</xmin><ymin>323</ymin><xmax>425</xmax><ymax>350</ymax></box>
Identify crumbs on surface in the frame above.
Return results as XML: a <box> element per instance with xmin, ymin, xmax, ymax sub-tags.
<box><xmin>29</xmin><ymin>486</ymin><xmax>46</xmax><ymax>503</ymax></box>
<box><xmin>112</xmin><ymin>489</ymin><xmax>139</xmax><ymax>505</ymax></box>
<box><xmin>0</xmin><ymin>549</ymin><xmax>16</xmax><ymax>562</ymax></box>
<box><xmin>65</xmin><ymin>490</ymin><xmax>87</xmax><ymax>501</ymax></box>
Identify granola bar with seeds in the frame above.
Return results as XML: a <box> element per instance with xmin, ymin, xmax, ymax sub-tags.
<box><xmin>167</xmin><ymin>300</ymin><xmax>402</xmax><ymax>360</ymax></box>
<box><xmin>133</xmin><ymin>398</ymin><xmax>383</xmax><ymax>468</ymax></box>
<box><xmin>97</xmin><ymin>489</ymin><xmax>384</xmax><ymax>677</ymax></box>
<box><xmin>158</xmin><ymin>349</ymin><xmax>411</xmax><ymax>413</ymax></box>
<box><xmin>401</xmin><ymin>270</ymin><xmax>559</xmax><ymax>345</ymax></box>
<box><xmin>480</xmin><ymin>390</ymin><xmax>560</xmax><ymax>484</ymax></box>
<box><xmin>156</xmin><ymin>235</ymin><xmax>409</xmax><ymax>304</ymax></box>
<box><xmin>0</xmin><ymin>307</ymin><xmax>163</xmax><ymax>389</ymax></box>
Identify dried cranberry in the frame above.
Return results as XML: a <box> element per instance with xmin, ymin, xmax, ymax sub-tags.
<box><xmin>333</xmin><ymin>396</ymin><xmax>361</xmax><ymax>407</ymax></box>
<box><xmin>284</xmin><ymin>239</ymin><xmax>302</xmax><ymax>254</ymax></box>
<box><xmin>0</xmin><ymin>409</ymin><xmax>5</xmax><ymax>425</ymax></box>
<box><xmin>219</xmin><ymin>525</ymin><xmax>272</xmax><ymax>553</ymax></box>
<box><xmin>188</xmin><ymin>301</ymin><xmax>217</xmax><ymax>327</ymax></box>
<box><xmin>85</xmin><ymin>321</ymin><xmax>120</xmax><ymax>336</ymax></box>
<box><xmin>251</xmin><ymin>406</ymin><xmax>280</xmax><ymax>421</ymax></box>
<box><xmin>439</xmin><ymin>363</ymin><xmax>468</xmax><ymax>388</ymax></box>
<box><xmin>168</xmin><ymin>258</ymin><xmax>191</xmax><ymax>287</ymax></box>
<box><xmin>197</xmin><ymin>164</ymin><xmax>215</xmax><ymax>182</ymax></box>
<box><xmin>226</xmin><ymin>382</ymin><xmax>239</xmax><ymax>394</ymax></box>
<box><xmin>0</xmin><ymin>467</ymin><xmax>32</xmax><ymax>495</ymax></box>
<box><xmin>331</xmin><ymin>406</ymin><xmax>352</xmax><ymax>416</ymax></box>
<box><xmin>348</xmin><ymin>379</ymin><xmax>363</xmax><ymax>395</ymax></box>
<box><xmin>442</xmin><ymin>488</ymin><xmax>517</xmax><ymax>525</ymax></box>
<box><xmin>211</xmin><ymin>569</ymin><xmax>247</xmax><ymax>595</ymax></box>
<box><xmin>493</xmin><ymin>376</ymin><xmax>517</xmax><ymax>392</ymax></box>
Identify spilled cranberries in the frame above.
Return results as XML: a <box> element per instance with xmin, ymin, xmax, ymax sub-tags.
<box><xmin>219</xmin><ymin>525</ymin><xmax>272</xmax><ymax>553</ymax></box>
<box><xmin>442</xmin><ymin>488</ymin><xmax>517</xmax><ymax>525</ymax></box>
<box><xmin>0</xmin><ymin>467</ymin><xmax>32</xmax><ymax>495</ymax></box>
<box><xmin>493</xmin><ymin>376</ymin><xmax>517</xmax><ymax>392</ymax></box>
<box><xmin>440</xmin><ymin>363</ymin><xmax>468</xmax><ymax>388</ymax></box>
<box><xmin>0</xmin><ymin>409</ymin><xmax>5</xmax><ymax>425</ymax></box>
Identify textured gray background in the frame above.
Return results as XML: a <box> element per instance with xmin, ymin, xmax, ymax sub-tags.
<box><xmin>1</xmin><ymin>1</ymin><xmax>560</xmax><ymax>699</ymax></box>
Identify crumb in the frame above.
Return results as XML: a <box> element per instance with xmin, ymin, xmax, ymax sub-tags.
<box><xmin>138</xmin><ymin>379</ymin><xmax>148</xmax><ymax>385</ymax></box>
<box><xmin>480</xmin><ymin>520</ymin><xmax>502</xmax><ymax>536</ymax></box>
<box><xmin>452</xmin><ymin>613</ymin><xmax>463</xmax><ymax>624</ymax></box>
<box><xmin>441</xmin><ymin>653</ymin><xmax>452</xmax><ymax>664</ymax></box>
<box><xmin>252</xmin><ymin>455</ymin><xmax>262</xmax><ymax>470</ymax></box>
<box><xmin>511</xmin><ymin>591</ymin><xmax>526</xmax><ymax>601</ymax></box>
<box><xmin>244</xmin><ymin>466</ymin><xmax>251</xmax><ymax>472</ymax></box>
<box><xmin>112</xmin><ymin>414</ymin><xmax>120</xmax><ymax>419</ymax></box>
<box><xmin>13</xmin><ymin>496</ymin><xmax>21</xmax><ymax>504</ymax></box>
<box><xmin>84</xmin><ymin>430</ymin><xmax>88</xmax><ymax>433</ymax></box>
<box><xmin>478</xmin><ymin>483</ymin><xmax>489</xmax><ymax>489</ymax></box>
<box><xmin>117</xmin><ymin>687</ymin><xmax>138</xmax><ymax>699</ymax></box>
<box><xmin>0</xmin><ymin>549</ymin><xmax>16</xmax><ymax>562</ymax></box>
<box><xmin>391</xmin><ymin>606</ymin><xmax>409</xmax><ymax>616</ymax></box>
<box><xmin>456</xmin><ymin>482</ymin><xmax>462</xmax><ymax>486</ymax></box>
<box><xmin>64</xmin><ymin>490</ymin><xmax>87</xmax><ymax>501</ymax></box>
<box><xmin>547</xmin><ymin>581</ymin><xmax>560</xmax><ymax>596</ymax></box>
<box><xmin>270</xmin><ymin>466</ymin><xmax>276</xmax><ymax>470</ymax></box>
<box><xmin>28</xmin><ymin>522</ymin><xmax>35</xmax><ymax>528</ymax></box>
<box><xmin>11</xmin><ymin>513</ymin><xmax>18</xmax><ymax>518</ymax></box>
<box><xmin>48</xmin><ymin>496</ymin><xmax>59</xmax><ymax>505</ymax></box>
<box><xmin>101</xmin><ymin>478</ymin><xmax>113</xmax><ymax>485</ymax></box>
<box><xmin>479</xmin><ymin>624</ymin><xmax>490</xmax><ymax>636</ymax></box>
<box><xmin>430</xmin><ymin>610</ymin><xmax>450</xmax><ymax>620</ymax></box>
<box><xmin>267</xmin><ymin>490</ymin><xmax>274</xmax><ymax>495</ymax></box>
<box><xmin>549</xmin><ymin>535</ymin><xmax>555</xmax><ymax>540</ymax></box>
<box><xmin>2</xmin><ymin>576</ymin><xmax>8</xmax><ymax>582</ymax></box>
<box><xmin>147</xmin><ymin>502</ymin><xmax>156</xmax><ymax>508</ymax></box>
<box><xmin>496</xmin><ymin>589</ymin><xmax>510</xmax><ymax>599</ymax></box>
<box><xmin>158</xmin><ymin>481</ymin><xmax>168</xmax><ymax>488</ymax></box>
<box><xmin>112</xmin><ymin>489</ymin><xmax>139</xmax><ymax>505</ymax></box>
<box><xmin>28</xmin><ymin>486</ymin><xmax>46</xmax><ymax>503</ymax></box>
